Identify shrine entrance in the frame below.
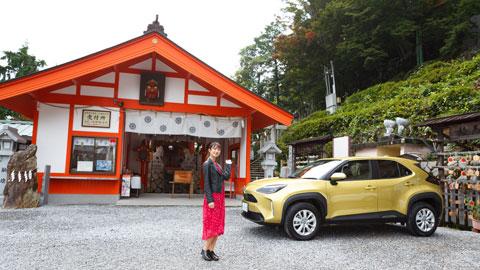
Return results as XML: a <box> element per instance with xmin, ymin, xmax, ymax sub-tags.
<box><xmin>122</xmin><ymin>132</ymin><xmax>237</xmax><ymax>196</ymax></box>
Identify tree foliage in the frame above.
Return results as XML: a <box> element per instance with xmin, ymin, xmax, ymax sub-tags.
<box><xmin>235</xmin><ymin>0</ymin><xmax>480</xmax><ymax>118</ymax></box>
<box><xmin>0</xmin><ymin>43</ymin><xmax>46</xmax><ymax>120</ymax></box>
<box><xmin>276</xmin><ymin>54</ymin><xmax>480</xmax><ymax>160</ymax></box>
<box><xmin>234</xmin><ymin>21</ymin><xmax>284</xmax><ymax>104</ymax></box>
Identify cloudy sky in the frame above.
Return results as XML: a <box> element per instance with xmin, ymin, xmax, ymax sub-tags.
<box><xmin>1</xmin><ymin>0</ymin><xmax>287</xmax><ymax>77</ymax></box>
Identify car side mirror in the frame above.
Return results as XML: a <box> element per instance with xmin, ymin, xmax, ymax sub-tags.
<box><xmin>330</xmin><ymin>172</ymin><xmax>346</xmax><ymax>185</ymax></box>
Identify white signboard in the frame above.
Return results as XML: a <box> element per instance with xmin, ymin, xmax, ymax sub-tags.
<box><xmin>77</xmin><ymin>161</ymin><xmax>93</xmax><ymax>172</ymax></box>
<box><xmin>333</xmin><ymin>136</ymin><xmax>350</xmax><ymax>157</ymax></box>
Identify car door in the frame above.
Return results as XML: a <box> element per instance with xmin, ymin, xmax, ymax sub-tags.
<box><xmin>326</xmin><ymin>160</ymin><xmax>377</xmax><ymax>219</ymax></box>
<box><xmin>375</xmin><ymin>159</ymin><xmax>416</xmax><ymax>215</ymax></box>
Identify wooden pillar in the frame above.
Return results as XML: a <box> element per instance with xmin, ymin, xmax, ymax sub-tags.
<box><xmin>436</xmin><ymin>127</ymin><xmax>445</xmax><ymax>179</ymax></box>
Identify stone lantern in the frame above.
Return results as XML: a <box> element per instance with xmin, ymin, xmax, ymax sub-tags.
<box><xmin>0</xmin><ymin>126</ymin><xmax>27</xmax><ymax>196</ymax></box>
<box><xmin>258</xmin><ymin>142</ymin><xmax>282</xmax><ymax>179</ymax></box>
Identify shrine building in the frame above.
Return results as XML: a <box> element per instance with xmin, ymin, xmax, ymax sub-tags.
<box><xmin>0</xmin><ymin>19</ymin><xmax>293</xmax><ymax>204</ymax></box>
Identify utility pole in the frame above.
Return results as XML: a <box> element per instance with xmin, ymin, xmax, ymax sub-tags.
<box><xmin>324</xmin><ymin>61</ymin><xmax>338</xmax><ymax>114</ymax></box>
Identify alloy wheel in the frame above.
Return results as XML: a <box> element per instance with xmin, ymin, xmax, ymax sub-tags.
<box><xmin>415</xmin><ymin>208</ymin><xmax>435</xmax><ymax>232</ymax></box>
<box><xmin>293</xmin><ymin>209</ymin><xmax>317</xmax><ymax>236</ymax></box>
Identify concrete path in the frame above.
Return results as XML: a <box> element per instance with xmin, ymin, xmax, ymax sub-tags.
<box><xmin>115</xmin><ymin>193</ymin><xmax>242</xmax><ymax>207</ymax></box>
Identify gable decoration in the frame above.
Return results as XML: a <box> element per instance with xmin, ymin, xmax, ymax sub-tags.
<box><xmin>139</xmin><ymin>72</ymin><xmax>166</xmax><ymax>106</ymax></box>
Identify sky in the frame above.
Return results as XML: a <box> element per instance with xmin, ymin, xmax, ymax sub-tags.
<box><xmin>0</xmin><ymin>0</ymin><xmax>287</xmax><ymax>78</ymax></box>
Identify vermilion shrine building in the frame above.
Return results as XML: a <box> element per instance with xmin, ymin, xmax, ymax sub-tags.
<box><xmin>0</xmin><ymin>21</ymin><xmax>293</xmax><ymax>204</ymax></box>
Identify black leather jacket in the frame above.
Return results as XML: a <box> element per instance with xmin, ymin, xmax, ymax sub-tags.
<box><xmin>203</xmin><ymin>158</ymin><xmax>232</xmax><ymax>204</ymax></box>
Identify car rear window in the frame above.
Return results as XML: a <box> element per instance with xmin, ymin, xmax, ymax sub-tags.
<box><xmin>377</xmin><ymin>160</ymin><xmax>401</xmax><ymax>178</ymax></box>
<box><xmin>399</xmin><ymin>164</ymin><xmax>413</xmax><ymax>176</ymax></box>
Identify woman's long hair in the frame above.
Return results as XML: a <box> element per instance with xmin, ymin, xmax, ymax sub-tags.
<box><xmin>205</xmin><ymin>141</ymin><xmax>221</xmax><ymax>162</ymax></box>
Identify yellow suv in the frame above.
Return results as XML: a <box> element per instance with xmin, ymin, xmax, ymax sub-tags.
<box><xmin>242</xmin><ymin>157</ymin><xmax>443</xmax><ymax>240</ymax></box>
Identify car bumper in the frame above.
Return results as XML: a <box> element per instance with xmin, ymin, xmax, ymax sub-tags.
<box><xmin>242</xmin><ymin>190</ymin><xmax>282</xmax><ymax>224</ymax></box>
<box><xmin>241</xmin><ymin>211</ymin><xmax>265</xmax><ymax>224</ymax></box>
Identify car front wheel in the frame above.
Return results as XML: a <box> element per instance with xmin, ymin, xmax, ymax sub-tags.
<box><xmin>407</xmin><ymin>202</ymin><xmax>439</xmax><ymax>236</ymax></box>
<box><xmin>283</xmin><ymin>202</ymin><xmax>321</xmax><ymax>240</ymax></box>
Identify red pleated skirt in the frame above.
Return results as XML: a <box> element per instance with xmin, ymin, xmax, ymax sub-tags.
<box><xmin>202</xmin><ymin>189</ymin><xmax>225</xmax><ymax>240</ymax></box>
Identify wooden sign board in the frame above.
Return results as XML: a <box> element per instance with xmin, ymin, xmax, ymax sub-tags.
<box><xmin>82</xmin><ymin>110</ymin><xmax>111</xmax><ymax>128</ymax></box>
<box><xmin>449</xmin><ymin>121</ymin><xmax>480</xmax><ymax>141</ymax></box>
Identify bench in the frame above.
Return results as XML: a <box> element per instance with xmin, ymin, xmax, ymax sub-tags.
<box><xmin>169</xmin><ymin>170</ymin><xmax>194</xmax><ymax>199</ymax></box>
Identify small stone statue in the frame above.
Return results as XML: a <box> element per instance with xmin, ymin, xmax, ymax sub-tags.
<box><xmin>180</xmin><ymin>149</ymin><xmax>196</xmax><ymax>171</ymax></box>
<box><xmin>384</xmin><ymin>120</ymin><xmax>397</xmax><ymax>136</ymax></box>
<box><xmin>396</xmin><ymin>117</ymin><xmax>410</xmax><ymax>136</ymax></box>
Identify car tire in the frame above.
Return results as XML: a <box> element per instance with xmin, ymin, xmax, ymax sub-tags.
<box><xmin>283</xmin><ymin>202</ymin><xmax>321</xmax><ymax>240</ymax></box>
<box><xmin>406</xmin><ymin>202</ymin><xmax>439</xmax><ymax>236</ymax></box>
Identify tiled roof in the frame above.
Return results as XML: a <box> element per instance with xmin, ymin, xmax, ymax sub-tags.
<box><xmin>414</xmin><ymin>111</ymin><xmax>480</xmax><ymax>128</ymax></box>
<box><xmin>0</xmin><ymin>120</ymin><xmax>33</xmax><ymax>138</ymax></box>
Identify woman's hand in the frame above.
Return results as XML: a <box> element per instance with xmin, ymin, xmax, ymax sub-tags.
<box><xmin>208</xmin><ymin>202</ymin><xmax>214</xmax><ymax>209</ymax></box>
<box><xmin>226</xmin><ymin>159</ymin><xmax>232</xmax><ymax>164</ymax></box>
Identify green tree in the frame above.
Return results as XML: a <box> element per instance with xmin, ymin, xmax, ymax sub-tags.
<box><xmin>270</xmin><ymin>0</ymin><xmax>480</xmax><ymax>115</ymax></box>
<box><xmin>234</xmin><ymin>21</ymin><xmax>284</xmax><ymax>105</ymax></box>
<box><xmin>0</xmin><ymin>43</ymin><xmax>46</xmax><ymax>120</ymax></box>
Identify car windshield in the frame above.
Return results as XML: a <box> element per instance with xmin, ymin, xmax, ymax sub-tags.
<box><xmin>290</xmin><ymin>160</ymin><xmax>342</xmax><ymax>179</ymax></box>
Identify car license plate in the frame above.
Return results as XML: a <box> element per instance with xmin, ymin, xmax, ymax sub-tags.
<box><xmin>242</xmin><ymin>202</ymin><xmax>248</xmax><ymax>212</ymax></box>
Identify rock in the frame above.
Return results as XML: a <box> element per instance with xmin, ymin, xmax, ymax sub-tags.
<box><xmin>2</xmin><ymin>144</ymin><xmax>39</xmax><ymax>209</ymax></box>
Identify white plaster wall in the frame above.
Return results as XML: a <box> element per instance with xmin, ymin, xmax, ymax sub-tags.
<box><xmin>118</xmin><ymin>73</ymin><xmax>140</xmax><ymax>100</ymax></box>
<box><xmin>91</xmin><ymin>72</ymin><xmax>115</xmax><ymax>83</ymax></box>
<box><xmin>189</xmin><ymin>80</ymin><xmax>209</xmax><ymax>92</ymax></box>
<box><xmin>119</xmin><ymin>74</ymin><xmax>185</xmax><ymax>103</ymax></box>
<box><xmin>130</xmin><ymin>59</ymin><xmax>151</xmax><ymax>70</ymax></box>
<box><xmin>220</xmin><ymin>98</ymin><xmax>241</xmax><ymax>108</ymax></box>
<box><xmin>188</xmin><ymin>95</ymin><xmax>217</xmax><ymax>106</ymax></box>
<box><xmin>156</xmin><ymin>59</ymin><xmax>177</xmax><ymax>73</ymax></box>
<box><xmin>51</xmin><ymin>85</ymin><xmax>76</xmax><ymax>95</ymax></box>
<box><xmin>36</xmin><ymin>103</ymin><xmax>70</xmax><ymax>173</ymax></box>
<box><xmin>80</xmin><ymin>86</ymin><xmax>114</xmax><ymax>98</ymax></box>
<box><xmin>72</xmin><ymin>106</ymin><xmax>120</xmax><ymax>133</ymax></box>
<box><xmin>165</xmin><ymin>78</ymin><xmax>185</xmax><ymax>103</ymax></box>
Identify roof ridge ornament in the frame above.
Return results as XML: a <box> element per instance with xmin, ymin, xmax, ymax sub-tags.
<box><xmin>144</xmin><ymin>15</ymin><xmax>167</xmax><ymax>37</ymax></box>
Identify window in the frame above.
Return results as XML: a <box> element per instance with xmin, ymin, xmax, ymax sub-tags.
<box><xmin>334</xmin><ymin>160</ymin><xmax>372</xmax><ymax>181</ymax></box>
<box><xmin>399</xmin><ymin>164</ymin><xmax>413</xmax><ymax>177</ymax></box>
<box><xmin>291</xmin><ymin>160</ymin><xmax>342</xmax><ymax>179</ymax></box>
<box><xmin>70</xmin><ymin>136</ymin><xmax>117</xmax><ymax>174</ymax></box>
<box><xmin>3</xmin><ymin>141</ymin><xmax>11</xmax><ymax>150</ymax></box>
<box><xmin>377</xmin><ymin>160</ymin><xmax>402</xmax><ymax>178</ymax></box>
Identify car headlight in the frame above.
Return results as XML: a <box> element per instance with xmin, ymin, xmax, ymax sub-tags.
<box><xmin>256</xmin><ymin>184</ymin><xmax>287</xmax><ymax>194</ymax></box>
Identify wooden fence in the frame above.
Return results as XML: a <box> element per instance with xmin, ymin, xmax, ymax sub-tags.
<box><xmin>442</xmin><ymin>182</ymin><xmax>480</xmax><ymax>227</ymax></box>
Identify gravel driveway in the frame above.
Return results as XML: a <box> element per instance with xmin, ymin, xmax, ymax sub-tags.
<box><xmin>0</xmin><ymin>205</ymin><xmax>478</xmax><ymax>270</ymax></box>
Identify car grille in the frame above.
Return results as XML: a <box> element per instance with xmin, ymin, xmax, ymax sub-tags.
<box><xmin>243</xmin><ymin>193</ymin><xmax>257</xmax><ymax>203</ymax></box>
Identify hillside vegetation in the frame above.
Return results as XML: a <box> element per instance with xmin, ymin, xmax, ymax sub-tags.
<box><xmin>278</xmin><ymin>54</ymin><xmax>480</xmax><ymax>155</ymax></box>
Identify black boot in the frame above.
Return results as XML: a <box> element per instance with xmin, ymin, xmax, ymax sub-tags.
<box><xmin>201</xmin><ymin>249</ymin><xmax>212</xmax><ymax>261</ymax></box>
<box><xmin>208</xmin><ymin>250</ymin><xmax>219</xmax><ymax>261</ymax></box>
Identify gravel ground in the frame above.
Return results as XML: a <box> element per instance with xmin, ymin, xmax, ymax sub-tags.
<box><xmin>0</xmin><ymin>205</ymin><xmax>479</xmax><ymax>270</ymax></box>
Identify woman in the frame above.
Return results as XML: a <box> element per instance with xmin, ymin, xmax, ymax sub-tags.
<box><xmin>201</xmin><ymin>142</ymin><xmax>232</xmax><ymax>261</ymax></box>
